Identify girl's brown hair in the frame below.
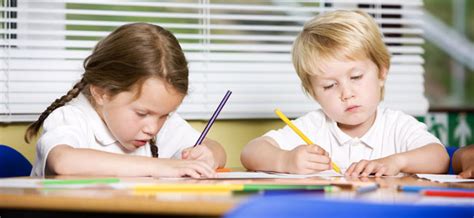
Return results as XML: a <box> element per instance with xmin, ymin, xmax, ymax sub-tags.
<box><xmin>24</xmin><ymin>23</ymin><xmax>189</xmax><ymax>158</ymax></box>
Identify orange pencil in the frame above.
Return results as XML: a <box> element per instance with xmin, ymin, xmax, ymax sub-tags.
<box><xmin>216</xmin><ymin>168</ymin><xmax>232</xmax><ymax>172</ymax></box>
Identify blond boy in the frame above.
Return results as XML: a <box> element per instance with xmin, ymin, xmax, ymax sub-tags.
<box><xmin>241</xmin><ymin>10</ymin><xmax>449</xmax><ymax>176</ymax></box>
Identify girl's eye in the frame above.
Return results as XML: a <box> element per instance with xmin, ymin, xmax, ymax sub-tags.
<box><xmin>351</xmin><ymin>75</ymin><xmax>363</xmax><ymax>80</ymax></box>
<box><xmin>323</xmin><ymin>84</ymin><xmax>335</xmax><ymax>90</ymax></box>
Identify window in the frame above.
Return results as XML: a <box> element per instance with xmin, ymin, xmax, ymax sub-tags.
<box><xmin>1</xmin><ymin>0</ymin><xmax>425</xmax><ymax>122</ymax></box>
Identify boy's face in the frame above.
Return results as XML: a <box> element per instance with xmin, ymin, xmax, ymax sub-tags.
<box><xmin>310</xmin><ymin>58</ymin><xmax>386</xmax><ymax>131</ymax></box>
<box><xmin>92</xmin><ymin>77</ymin><xmax>184</xmax><ymax>152</ymax></box>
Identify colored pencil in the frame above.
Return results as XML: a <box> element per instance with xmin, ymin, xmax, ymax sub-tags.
<box><xmin>133</xmin><ymin>183</ymin><xmax>336</xmax><ymax>193</ymax></box>
<box><xmin>421</xmin><ymin>189</ymin><xmax>474</xmax><ymax>198</ymax></box>
<box><xmin>274</xmin><ymin>109</ymin><xmax>342</xmax><ymax>174</ymax></box>
<box><xmin>216</xmin><ymin>167</ymin><xmax>232</xmax><ymax>172</ymax></box>
<box><xmin>41</xmin><ymin>178</ymin><xmax>120</xmax><ymax>185</ymax></box>
<box><xmin>397</xmin><ymin>185</ymin><xmax>472</xmax><ymax>193</ymax></box>
<box><xmin>194</xmin><ymin>90</ymin><xmax>232</xmax><ymax>147</ymax></box>
<box><xmin>356</xmin><ymin>184</ymin><xmax>379</xmax><ymax>194</ymax></box>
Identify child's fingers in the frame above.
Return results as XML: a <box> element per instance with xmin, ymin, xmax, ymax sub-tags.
<box><xmin>181</xmin><ymin>168</ymin><xmax>202</xmax><ymax>178</ymax></box>
<box><xmin>307</xmin><ymin>154</ymin><xmax>331</xmax><ymax>164</ymax></box>
<box><xmin>306</xmin><ymin>145</ymin><xmax>327</xmax><ymax>155</ymax></box>
<box><xmin>191</xmin><ymin>146</ymin><xmax>206</xmax><ymax>159</ymax></box>
<box><xmin>306</xmin><ymin>162</ymin><xmax>331</xmax><ymax>171</ymax></box>
<box><xmin>375</xmin><ymin>166</ymin><xmax>387</xmax><ymax>177</ymax></box>
<box><xmin>193</xmin><ymin>161</ymin><xmax>216</xmax><ymax>178</ymax></box>
<box><xmin>350</xmin><ymin>160</ymin><xmax>369</xmax><ymax>176</ymax></box>
<box><xmin>181</xmin><ymin>148</ymin><xmax>192</xmax><ymax>159</ymax></box>
<box><xmin>458</xmin><ymin>170</ymin><xmax>473</xmax><ymax>179</ymax></box>
<box><xmin>345</xmin><ymin>163</ymin><xmax>357</xmax><ymax>176</ymax></box>
<box><xmin>360</xmin><ymin>162</ymin><xmax>378</xmax><ymax>177</ymax></box>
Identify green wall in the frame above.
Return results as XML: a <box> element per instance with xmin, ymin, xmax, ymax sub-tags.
<box><xmin>2</xmin><ymin>111</ymin><xmax>473</xmax><ymax>168</ymax></box>
<box><xmin>0</xmin><ymin>120</ymin><xmax>284</xmax><ymax>168</ymax></box>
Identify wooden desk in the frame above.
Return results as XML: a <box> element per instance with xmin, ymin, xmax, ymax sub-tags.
<box><xmin>0</xmin><ymin>175</ymin><xmax>472</xmax><ymax>217</ymax></box>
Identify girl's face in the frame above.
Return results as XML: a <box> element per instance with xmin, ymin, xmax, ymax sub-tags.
<box><xmin>92</xmin><ymin>77</ymin><xmax>184</xmax><ymax>152</ymax></box>
<box><xmin>310</xmin><ymin>58</ymin><xmax>386</xmax><ymax>135</ymax></box>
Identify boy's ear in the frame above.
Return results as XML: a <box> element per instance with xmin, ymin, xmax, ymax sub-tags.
<box><xmin>379</xmin><ymin>67</ymin><xmax>388</xmax><ymax>87</ymax></box>
<box><xmin>89</xmin><ymin>85</ymin><xmax>108</xmax><ymax>106</ymax></box>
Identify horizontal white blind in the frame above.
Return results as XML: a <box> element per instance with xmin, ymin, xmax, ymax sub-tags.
<box><xmin>1</xmin><ymin>0</ymin><xmax>426</xmax><ymax>122</ymax></box>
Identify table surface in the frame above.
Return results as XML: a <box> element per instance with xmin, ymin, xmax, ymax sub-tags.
<box><xmin>0</xmin><ymin>174</ymin><xmax>473</xmax><ymax>216</ymax></box>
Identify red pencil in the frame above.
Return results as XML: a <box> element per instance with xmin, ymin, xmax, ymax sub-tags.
<box><xmin>422</xmin><ymin>189</ymin><xmax>474</xmax><ymax>198</ymax></box>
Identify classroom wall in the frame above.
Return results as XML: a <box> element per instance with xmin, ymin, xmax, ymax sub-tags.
<box><xmin>0</xmin><ymin>120</ymin><xmax>284</xmax><ymax>168</ymax></box>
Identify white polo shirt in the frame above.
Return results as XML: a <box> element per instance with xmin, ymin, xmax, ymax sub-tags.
<box><xmin>264</xmin><ymin>107</ymin><xmax>442</xmax><ymax>170</ymax></box>
<box><xmin>31</xmin><ymin>94</ymin><xmax>200</xmax><ymax>177</ymax></box>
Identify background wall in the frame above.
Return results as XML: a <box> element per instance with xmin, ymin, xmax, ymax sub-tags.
<box><xmin>3</xmin><ymin>111</ymin><xmax>474</xmax><ymax>168</ymax></box>
<box><xmin>0</xmin><ymin>120</ymin><xmax>284</xmax><ymax>168</ymax></box>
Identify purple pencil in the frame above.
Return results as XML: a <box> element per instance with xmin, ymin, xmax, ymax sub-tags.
<box><xmin>194</xmin><ymin>90</ymin><xmax>232</xmax><ymax>147</ymax></box>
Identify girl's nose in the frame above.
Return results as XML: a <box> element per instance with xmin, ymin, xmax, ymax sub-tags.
<box><xmin>142</xmin><ymin>120</ymin><xmax>160</xmax><ymax>136</ymax></box>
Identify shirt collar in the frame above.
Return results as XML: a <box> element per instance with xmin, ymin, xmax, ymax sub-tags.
<box><xmin>328</xmin><ymin>108</ymin><xmax>381</xmax><ymax>149</ymax></box>
<box><xmin>70</xmin><ymin>94</ymin><xmax>118</xmax><ymax>146</ymax></box>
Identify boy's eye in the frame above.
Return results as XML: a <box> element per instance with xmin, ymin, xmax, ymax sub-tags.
<box><xmin>136</xmin><ymin>111</ymin><xmax>147</xmax><ymax>117</ymax></box>
<box><xmin>351</xmin><ymin>75</ymin><xmax>363</xmax><ymax>80</ymax></box>
<box><xmin>323</xmin><ymin>84</ymin><xmax>335</xmax><ymax>90</ymax></box>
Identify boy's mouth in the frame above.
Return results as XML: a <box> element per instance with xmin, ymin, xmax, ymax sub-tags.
<box><xmin>345</xmin><ymin>105</ymin><xmax>360</xmax><ymax>112</ymax></box>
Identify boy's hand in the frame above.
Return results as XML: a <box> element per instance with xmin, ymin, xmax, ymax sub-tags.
<box><xmin>345</xmin><ymin>156</ymin><xmax>401</xmax><ymax>177</ymax></box>
<box><xmin>181</xmin><ymin>145</ymin><xmax>217</xmax><ymax>169</ymax></box>
<box><xmin>283</xmin><ymin>144</ymin><xmax>331</xmax><ymax>174</ymax></box>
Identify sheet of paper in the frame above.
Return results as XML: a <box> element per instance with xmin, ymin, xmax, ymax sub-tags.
<box><xmin>217</xmin><ymin>170</ymin><xmax>342</xmax><ymax>179</ymax></box>
<box><xmin>416</xmin><ymin>174</ymin><xmax>474</xmax><ymax>183</ymax></box>
<box><xmin>0</xmin><ymin>178</ymin><xmax>43</xmax><ymax>188</ymax></box>
<box><xmin>0</xmin><ymin>178</ymin><xmax>118</xmax><ymax>189</ymax></box>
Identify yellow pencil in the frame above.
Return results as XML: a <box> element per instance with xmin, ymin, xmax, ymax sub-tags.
<box><xmin>134</xmin><ymin>184</ymin><xmax>244</xmax><ymax>193</ymax></box>
<box><xmin>274</xmin><ymin>109</ymin><xmax>342</xmax><ymax>174</ymax></box>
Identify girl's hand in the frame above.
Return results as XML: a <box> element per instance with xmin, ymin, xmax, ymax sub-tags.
<box><xmin>345</xmin><ymin>156</ymin><xmax>401</xmax><ymax>177</ymax></box>
<box><xmin>181</xmin><ymin>145</ymin><xmax>217</xmax><ymax>169</ymax></box>
<box><xmin>154</xmin><ymin>159</ymin><xmax>216</xmax><ymax>178</ymax></box>
<box><xmin>283</xmin><ymin>144</ymin><xmax>331</xmax><ymax>174</ymax></box>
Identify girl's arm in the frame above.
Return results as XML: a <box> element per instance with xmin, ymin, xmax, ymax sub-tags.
<box><xmin>47</xmin><ymin>144</ymin><xmax>215</xmax><ymax>178</ymax></box>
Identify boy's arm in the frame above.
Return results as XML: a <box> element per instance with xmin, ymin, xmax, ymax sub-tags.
<box><xmin>47</xmin><ymin>145</ymin><xmax>215</xmax><ymax>178</ymax></box>
<box><xmin>452</xmin><ymin>144</ymin><xmax>474</xmax><ymax>174</ymax></box>
<box><xmin>393</xmin><ymin>143</ymin><xmax>449</xmax><ymax>174</ymax></box>
<box><xmin>202</xmin><ymin>138</ymin><xmax>227</xmax><ymax>168</ymax></box>
<box><xmin>240</xmin><ymin>136</ymin><xmax>288</xmax><ymax>172</ymax></box>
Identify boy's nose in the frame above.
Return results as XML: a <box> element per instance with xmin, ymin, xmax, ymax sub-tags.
<box><xmin>340</xmin><ymin>85</ymin><xmax>355</xmax><ymax>101</ymax></box>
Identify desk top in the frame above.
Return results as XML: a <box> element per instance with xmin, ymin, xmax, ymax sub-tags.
<box><xmin>0</xmin><ymin>175</ymin><xmax>472</xmax><ymax>216</ymax></box>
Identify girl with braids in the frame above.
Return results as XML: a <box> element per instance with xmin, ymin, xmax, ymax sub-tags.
<box><xmin>26</xmin><ymin>23</ymin><xmax>226</xmax><ymax>178</ymax></box>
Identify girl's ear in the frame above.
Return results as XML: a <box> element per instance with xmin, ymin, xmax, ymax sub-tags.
<box><xmin>89</xmin><ymin>85</ymin><xmax>108</xmax><ymax>106</ymax></box>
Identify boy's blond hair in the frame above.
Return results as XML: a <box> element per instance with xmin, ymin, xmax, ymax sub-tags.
<box><xmin>292</xmin><ymin>10</ymin><xmax>390</xmax><ymax>99</ymax></box>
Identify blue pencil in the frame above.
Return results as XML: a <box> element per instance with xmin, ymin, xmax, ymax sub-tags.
<box><xmin>194</xmin><ymin>90</ymin><xmax>232</xmax><ymax>147</ymax></box>
<box><xmin>356</xmin><ymin>184</ymin><xmax>379</xmax><ymax>194</ymax></box>
<box><xmin>398</xmin><ymin>185</ymin><xmax>472</xmax><ymax>193</ymax></box>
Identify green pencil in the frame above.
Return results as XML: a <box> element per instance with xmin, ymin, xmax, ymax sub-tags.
<box><xmin>41</xmin><ymin>178</ymin><xmax>120</xmax><ymax>185</ymax></box>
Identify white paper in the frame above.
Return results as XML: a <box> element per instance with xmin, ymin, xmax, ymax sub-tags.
<box><xmin>0</xmin><ymin>178</ymin><xmax>43</xmax><ymax>188</ymax></box>
<box><xmin>416</xmin><ymin>174</ymin><xmax>474</xmax><ymax>183</ymax></box>
<box><xmin>0</xmin><ymin>178</ymin><xmax>119</xmax><ymax>189</ymax></box>
<box><xmin>217</xmin><ymin>170</ymin><xmax>342</xmax><ymax>179</ymax></box>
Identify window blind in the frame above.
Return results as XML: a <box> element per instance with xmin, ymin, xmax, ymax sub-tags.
<box><xmin>1</xmin><ymin>0</ymin><xmax>426</xmax><ymax>122</ymax></box>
